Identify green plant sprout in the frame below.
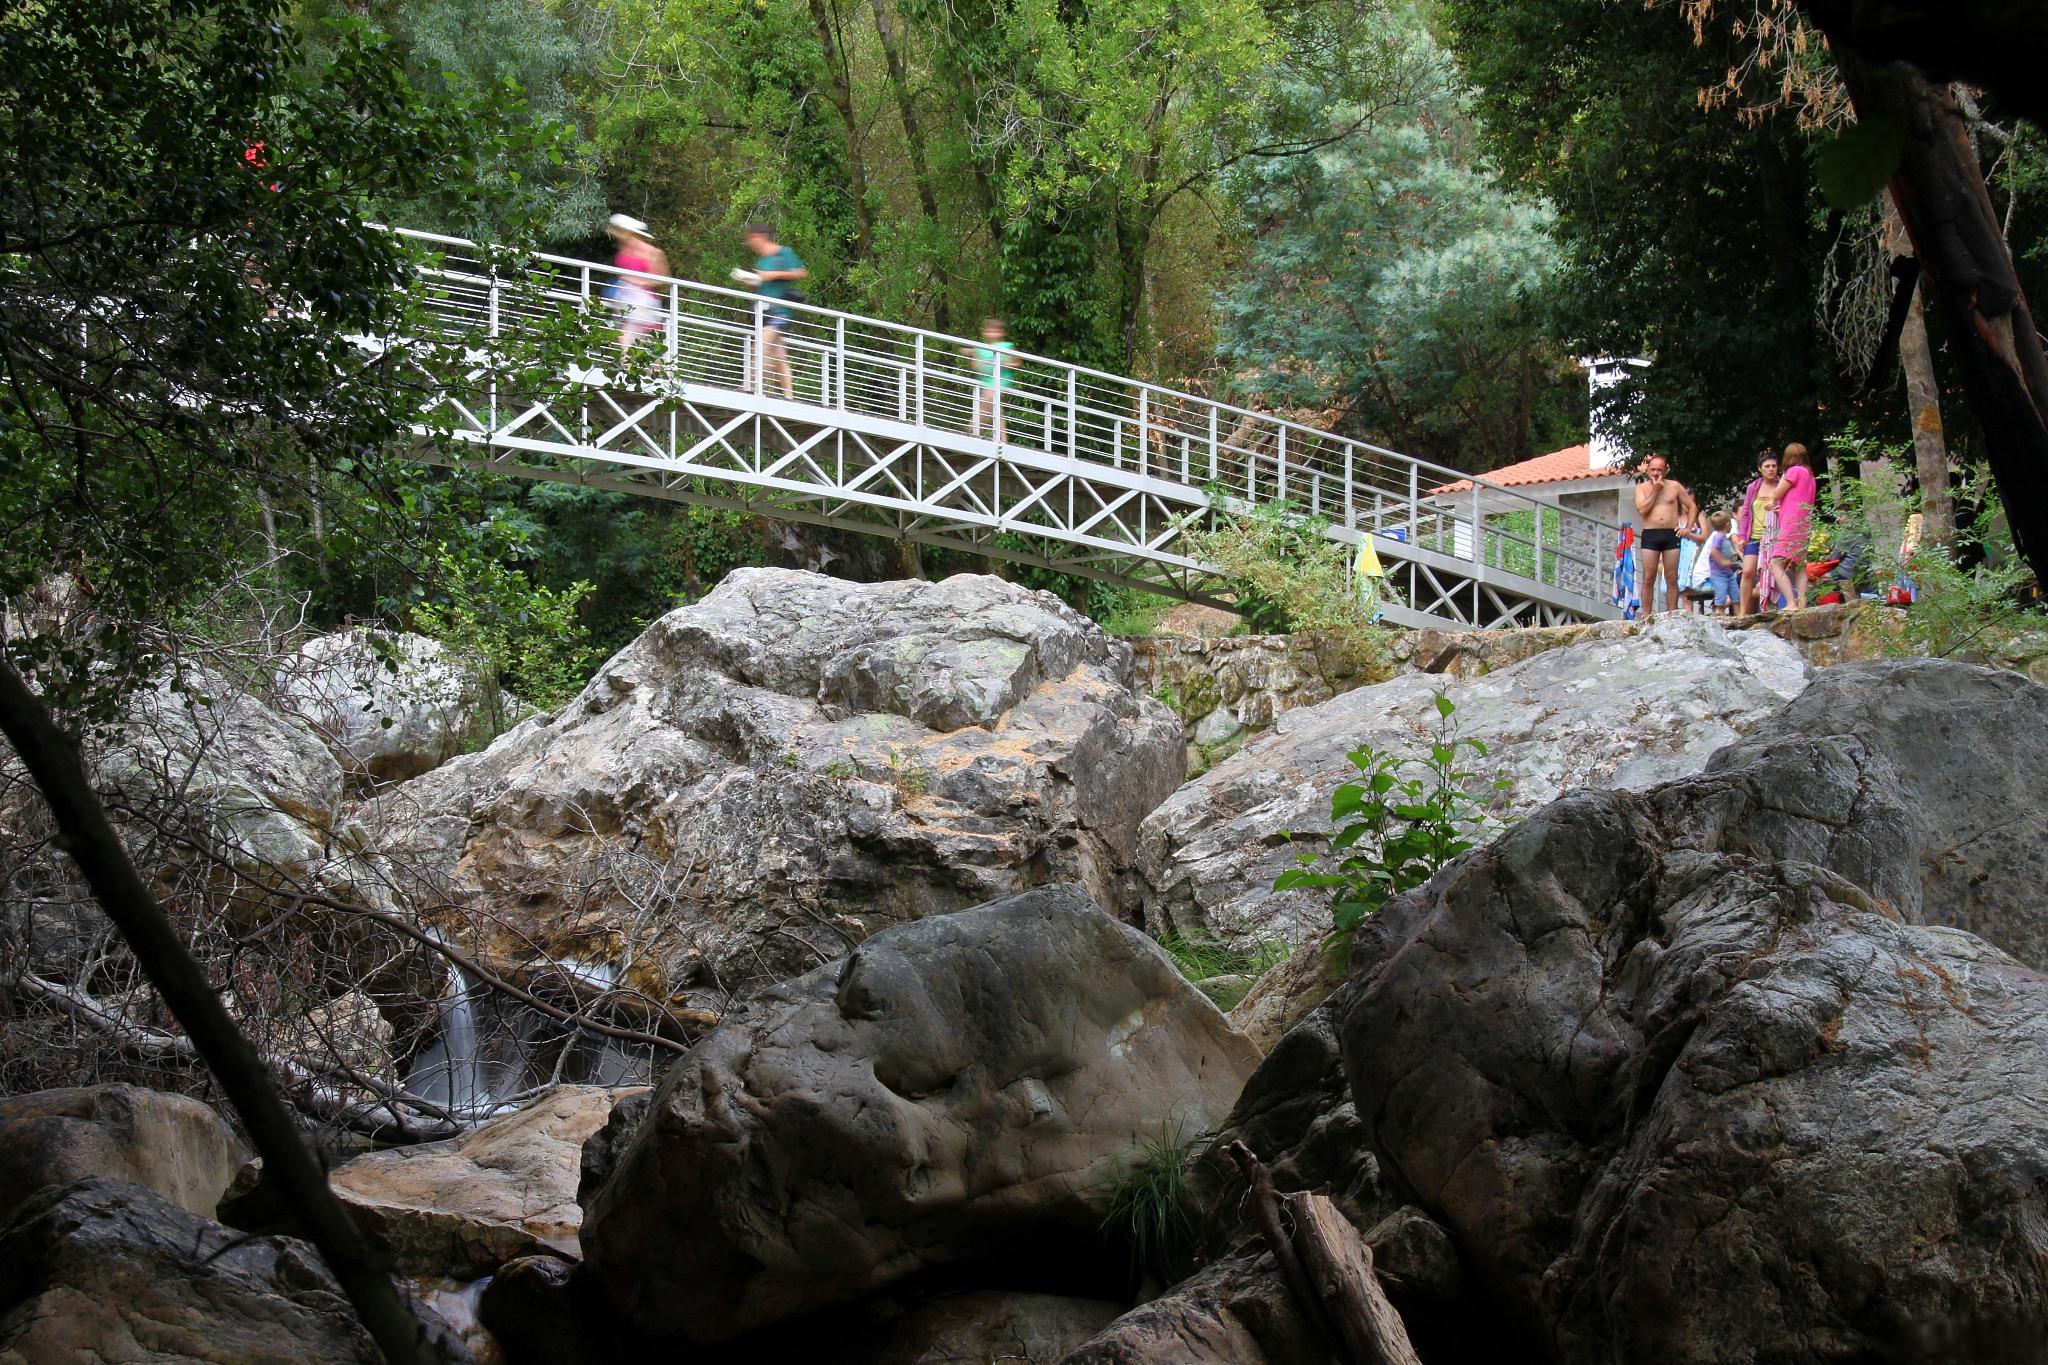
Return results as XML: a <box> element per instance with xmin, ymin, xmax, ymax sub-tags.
<box><xmin>1274</xmin><ymin>693</ymin><xmax>1508</xmax><ymax>964</ymax></box>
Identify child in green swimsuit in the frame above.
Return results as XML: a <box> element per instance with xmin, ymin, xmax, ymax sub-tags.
<box><xmin>967</xmin><ymin>317</ymin><xmax>1013</xmax><ymax>439</ymax></box>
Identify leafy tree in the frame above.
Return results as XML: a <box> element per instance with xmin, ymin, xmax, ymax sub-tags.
<box><xmin>1437</xmin><ymin>0</ymin><xmax>1846</xmax><ymax>488</ymax></box>
<box><xmin>1216</xmin><ymin>17</ymin><xmax>1581</xmax><ymax>473</ymax></box>
<box><xmin>0</xmin><ymin>1</ymin><xmax>567</xmax><ymax>1356</ymax></box>
<box><xmin>296</xmin><ymin>0</ymin><xmax>606</xmax><ymax>244</ymax></box>
<box><xmin>0</xmin><ymin>0</ymin><xmax>557</xmax><ymax>715</ymax></box>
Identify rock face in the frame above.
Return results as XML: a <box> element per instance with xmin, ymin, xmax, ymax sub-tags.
<box><xmin>869</xmin><ymin>1292</ymin><xmax>1125</xmax><ymax>1365</ymax></box>
<box><xmin>274</xmin><ymin>629</ymin><xmax>507</xmax><ymax>785</ymax></box>
<box><xmin>0</xmin><ymin>1177</ymin><xmax>378</xmax><ymax>1363</ymax></box>
<box><xmin>329</xmin><ymin>1086</ymin><xmax>626</xmax><ymax>1278</ymax></box>
<box><xmin>1055</xmin><ymin>1252</ymin><xmax>1324</xmax><ymax>1365</ymax></box>
<box><xmin>95</xmin><ymin>665</ymin><xmax>342</xmax><ymax>881</ymax></box>
<box><xmin>0</xmin><ymin>1085</ymin><xmax>244</xmax><ymax>1221</ymax></box>
<box><xmin>1136</xmin><ymin>613</ymin><xmax>1811</xmax><ymax>950</ymax></box>
<box><xmin>1703</xmin><ymin>657</ymin><xmax>2048</xmax><ymax>970</ymax></box>
<box><xmin>362</xmin><ymin>571</ymin><xmax>1184</xmax><ymax>1000</ymax></box>
<box><xmin>1330</xmin><ymin>659</ymin><xmax>2048</xmax><ymax>1361</ymax></box>
<box><xmin>579</xmin><ymin>885</ymin><xmax>1259</xmax><ymax>1344</ymax></box>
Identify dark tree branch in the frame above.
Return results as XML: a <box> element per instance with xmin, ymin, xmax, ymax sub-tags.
<box><xmin>1797</xmin><ymin>0</ymin><xmax>2048</xmax><ymax>127</ymax></box>
<box><xmin>1807</xmin><ymin>49</ymin><xmax>2048</xmax><ymax>583</ymax></box>
<box><xmin>0</xmin><ymin>655</ymin><xmax>462</xmax><ymax>1365</ymax></box>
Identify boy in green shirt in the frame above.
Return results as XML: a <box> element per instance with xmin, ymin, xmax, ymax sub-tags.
<box><xmin>740</xmin><ymin>224</ymin><xmax>807</xmax><ymax>399</ymax></box>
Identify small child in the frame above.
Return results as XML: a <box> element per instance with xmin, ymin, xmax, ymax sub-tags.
<box><xmin>1706</xmin><ymin>511</ymin><xmax>1741</xmax><ymax>616</ymax></box>
<box><xmin>964</xmin><ymin>317</ymin><xmax>1013</xmax><ymax>440</ymax></box>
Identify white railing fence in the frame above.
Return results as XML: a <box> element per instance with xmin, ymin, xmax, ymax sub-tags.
<box><xmin>390</xmin><ymin>227</ymin><xmax>1620</xmax><ymax>622</ymax></box>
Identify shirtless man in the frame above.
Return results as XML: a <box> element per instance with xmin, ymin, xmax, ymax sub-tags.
<box><xmin>1633</xmin><ymin>454</ymin><xmax>1699</xmax><ymax>617</ymax></box>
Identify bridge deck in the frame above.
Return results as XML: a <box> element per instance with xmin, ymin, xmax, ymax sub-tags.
<box><xmin>393</xmin><ymin>228</ymin><xmax>1621</xmax><ymax>631</ymax></box>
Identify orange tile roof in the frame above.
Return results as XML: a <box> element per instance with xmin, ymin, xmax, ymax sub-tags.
<box><xmin>1432</xmin><ymin>444</ymin><xmax>1621</xmax><ymax>495</ymax></box>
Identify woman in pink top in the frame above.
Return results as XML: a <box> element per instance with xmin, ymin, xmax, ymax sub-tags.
<box><xmin>608</xmin><ymin>213</ymin><xmax>669</xmax><ymax>356</ymax></box>
<box><xmin>1764</xmin><ymin>442</ymin><xmax>1818</xmax><ymax>610</ymax></box>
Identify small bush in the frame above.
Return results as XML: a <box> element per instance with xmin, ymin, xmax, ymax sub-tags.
<box><xmin>1092</xmin><ymin>584</ymin><xmax>1177</xmax><ymax>636</ymax></box>
<box><xmin>1184</xmin><ymin>499</ymin><xmax>1391</xmax><ymax>670</ymax></box>
<box><xmin>1275</xmin><ymin>693</ymin><xmax>1507</xmax><ymax>964</ymax></box>
<box><xmin>409</xmin><ymin>549</ymin><xmax>599</xmax><ymax>743</ymax></box>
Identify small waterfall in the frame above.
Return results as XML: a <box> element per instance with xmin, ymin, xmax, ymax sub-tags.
<box><xmin>403</xmin><ymin>943</ymin><xmax>657</xmax><ymax>1122</ymax></box>
<box><xmin>405</xmin><ymin>957</ymin><xmax>496</xmax><ymax>1120</ymax></box>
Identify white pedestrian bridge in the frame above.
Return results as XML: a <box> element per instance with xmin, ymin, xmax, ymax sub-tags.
<box><xmin>395</xmin><ymin>227</ymin><xmax>1620</xmax><ymax>631</ymax></box>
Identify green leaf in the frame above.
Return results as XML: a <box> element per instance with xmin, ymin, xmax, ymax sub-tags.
<box><xmin>1433</xmin><ymin>693</ymin><xmax>1455</xmax><ymax>717</ymax></box>
<box><xmin>1817</xmin><ymin>117</ymin><xmax>1905</xmax><ymax>211</ymax></box>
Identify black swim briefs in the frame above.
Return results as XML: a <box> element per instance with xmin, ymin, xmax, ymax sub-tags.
<box><xmin>1640</xmin><ymin>528</ymin><xmax>1681</xmax><ymax>552</ymax></box>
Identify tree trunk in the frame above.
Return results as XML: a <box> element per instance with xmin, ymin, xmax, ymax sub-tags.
<box><xmin>805</xmin><ymin>0</ymin><xmax>875</xmax><ymax>271</ymax></box>
<box><xmin>1814</xmin><ymin>50</ymin><xmax>2048</xmax><ymax>584</ymax></box>
<box><xmin>871</xmin><ymin>0</ymin><xmax>952</xmax><ymax>332</ymax></box>
<box><xmin>0</xmin><ymin>656</ymin><xmax>460</xmax><ymax>1365</ymax></box>
<box><xmin>1882</xmin><ymin>194</ymin><xmax>1955</xmax><ymax>544</ymax></box>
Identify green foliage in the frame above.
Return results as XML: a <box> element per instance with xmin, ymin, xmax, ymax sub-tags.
<box><xmin>884</xmin><ymin>749</ymin><xmax>932</xmax><ymax>795</ymax></box>
<box><xmin>1275</xmin><ymin>694</ymin><xmax>1507</xmax><ymax>962</ymax></box>
<box><xmin>1217</xmin><ymin>15</ymin><xmax>1580</xmax><ymax>472</ymax></box>
<box><xmin>410</xmin><ymin>549</ymin><xmax>600</xmax><ymax>736</ymax></box>
<box><xmin>1185</xmin><ymin>501</ymin><xmax>1391</xmax><ymax>669</ymax></box>
<box><xmin>1096</xmin><ymin>1125</ymin><xmax>1200</xmax><ymax>1281</ymax></box>
<box><xmin>1809</xmin><ymin>454</ymin><xmax>2039</xmax><ymax>659</ymax></box>
<box><xmin>296</xmin><ymin>0</ymin><xmax>603</xmax><ymax>243</ymax></box>
<box><xmin>517</xmin><ymin>483</ymin><xmax>767</xmax><ymax>656</ymax></box>
<box><xmin>0</xmin><ymin>0</ymin><xmax>562</xmax><ymax>716</ymax></box>
<box><xmin>1436</xmin><ymin>0</ymin><xmax>1844</xmax><ymax>489</ymax></box>
<box><xmin>1900</xmin><ymin>470</ymin><xmax>2036</xmax><ymax>660</ymax></box>
<box><xmin>1156</xmin><ymin>934</ymin><xmax>1289</xmax><ymax>1010</ymax></box>
<box><xmin>1093</xmin><ymin>586</ymin><xmax>1176</xmax><ymax>637</ymax></box>
<box><xmin>1816</xmin><ymin>117</ymin><xmax>1906</xmax><ymax>211</ymax></box>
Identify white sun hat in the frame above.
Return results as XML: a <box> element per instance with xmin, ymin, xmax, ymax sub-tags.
<box><xmin>608</xmin><ymin>213</ymin><xmax>652</xmax><ymax>238</ymax></box>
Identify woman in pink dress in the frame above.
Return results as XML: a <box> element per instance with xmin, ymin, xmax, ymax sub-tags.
<box><xmin>1763</xmin><ymin>442</ymin><xmax>1818</xmax><ymax>611</ymax></box>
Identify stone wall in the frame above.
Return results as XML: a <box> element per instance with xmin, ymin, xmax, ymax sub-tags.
<box><xmin>1130</xmin><ymin>603</ymin><xmax>2048</xmax><ymax>772</ymax></box>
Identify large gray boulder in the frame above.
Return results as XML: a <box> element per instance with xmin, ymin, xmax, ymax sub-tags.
<box><xmin>0</xmin><ymin>1177</ymin><xmax>380</xmax><ymax>1363</ymax></box>
<box><xmin>93</xmin><ymin>665</ymin><xmax>342</xmax><ymax>881</ymax></box>
<box><xmin>1703</xmin><ymin>657</ymin><xmax>2048</xmax><ymax>969</ymax></box>
<box><xmin>1136</xmin><ymin>613</ymin><xmax>1810</xmax><ymax>951</ymax></box>
<box><xmin>1328</xmin><ymin>659</ymin><xmax>2048</xmax><ymax>1361</ymax></box>
<box><xmin>0</xmin><ymin>1085</ymin><xmax>243</xmax><ymax>1221</ymax></box>
<box><xmin>360</xmin><ymin>571</ymin><xmax>1184</xmax><ymax>1002</ymax></box>
<box><xmin>274</xmin><ymin>629</ymin><xmax>512</xmax><ymax>785</ymax></box>
<box><xmin>578</xmin><ymin>886</ymin><xmax>1259</xmax><ymax>1344</ymax></box>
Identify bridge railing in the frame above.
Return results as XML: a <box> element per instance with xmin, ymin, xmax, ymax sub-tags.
<box><xmin>392</xmin><ymin>228</ymin><xmax>1619</xmax><ymax>609</ymax></box>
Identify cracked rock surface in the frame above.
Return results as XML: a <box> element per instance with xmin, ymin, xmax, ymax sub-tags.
<box><xmin>577</xmin><ymin>885</ymin><xmax>1258</xmax><ymax>1344</ymax></box>
<box><xmin>359</xmin><ymin>571</ymin><xmax>1184</xmax><ymax>1001</ymax></box>
<box><xmin>1136</xmin><ymin>613</ymin><xmax>1811</xmax><ymax>951</ymax></box>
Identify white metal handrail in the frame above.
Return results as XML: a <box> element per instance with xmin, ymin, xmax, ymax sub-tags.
<box><xmin>386</xmin><ymin>226</ymin><xmax>1621</xmax><ymax>626</ymax></box>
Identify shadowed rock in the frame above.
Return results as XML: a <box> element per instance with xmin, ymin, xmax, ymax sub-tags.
<box><xmin>578</xmin><ymin>885</ymin><xmax>1258</xmax><ymax>1344</ymax></box>
<box><xmin>1335</xmin><ymin>660</ymin><xmax>2048</xmax><ymax>1361</ymax></box>
<box><xmin>0</xmin><ymin>1177</ymin><xmax>380</xmax><ymax>1363</ymax></box>
<box><xmin>0</xmin><ymin>1084</ymin><xmax>243</xmax><ymax>1221</ymax></box>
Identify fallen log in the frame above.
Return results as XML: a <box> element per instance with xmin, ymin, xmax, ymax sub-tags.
<box><xmin>1227</xmin><ymin>1139</ymin><xmax>1422</xmax><ymax>1365</ymax></box>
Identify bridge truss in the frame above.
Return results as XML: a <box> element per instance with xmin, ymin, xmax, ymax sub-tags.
<box><xmin>394</xmin><ymin>228</ymin><xmax>1620</xmax><ymax>631</ymax></box>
